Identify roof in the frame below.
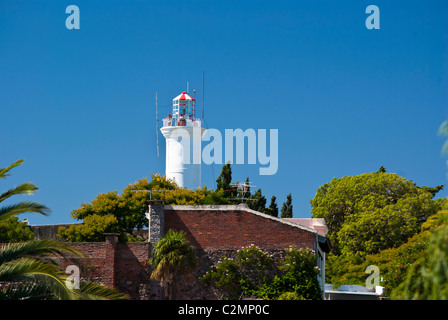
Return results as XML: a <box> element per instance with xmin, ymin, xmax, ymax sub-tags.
<box><xmin>283</xmin><ymin>218</ymin><xmax>328</xmax><ymax>236</ymax></box>
<box><xmin>163</xmin><ymin>204</ymin><xmax>318</xmax><ymax>234</ymax></box>
<box><xmin>173</xmin><ymin>91</ymin><xmax>195</xmax><ymax>101</ymax></box>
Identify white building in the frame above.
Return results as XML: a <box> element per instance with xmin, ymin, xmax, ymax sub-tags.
<box><xmin>160</xmin><ymin>91</ymin><xmax>206</xmax><ymax>189</ymax></box>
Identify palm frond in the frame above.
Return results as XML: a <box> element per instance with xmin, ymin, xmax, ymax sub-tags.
<box><xmin>0</xmin><ymin>201</ymin><xmax>50</xmax><ymax>222</ymax></box>
<box><xmin>0</xmin><ymin>182</ymin><xmax>39</xmax><ymax>203</ymax></box>
<box><xmin>0</xmin><ymin>257</ymin><xmax>72</xmax><ymax>299</ymax></box>
<box><xmin>0</xmin><ymin>282</ymin><xmax>55</xmax><ymax>300</ymax></box>
<box><xmin>438</xmin><ymin>119</ymin><xmax>448</xmax><ymax>137</ymax></box>
<box><xmin>75</xmin><ymin>281</ymin><xmax>129</xmax><ymax>300</ymax></box>
<box><xmin>0</xmin><ymin>159</ymin><xmax>24</xmax><ymax>180</ymax></box>
<box><xmin>0</xmin><ymin>239</ymin><xmax>84</xmax><ymax>265</ymax></box>
<box><xmin>0</xmin><ymin>257</ymin><xmax>64</xmax><ymax>281</ymax></box>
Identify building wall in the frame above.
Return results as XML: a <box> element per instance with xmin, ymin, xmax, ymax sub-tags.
<box><xmin>7</xmin><ymin>205</ymin><xmax>325</xmax><ymax>300</ymax></box>
<box><xmin>52</xmin><ymin>238</ymin><xmax>153</xmax><ymax>300</ymax></box>
<box><xmin>163</xmin><ymin>206</ymin><xmax>316</xmax><ymax>251</ymax></box>
<box><xmin>162</xmin><ymin>205</ymin><xmax>321</xmax><ymax>299</ymax></box>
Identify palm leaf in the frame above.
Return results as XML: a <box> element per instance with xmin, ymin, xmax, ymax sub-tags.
<box><xmin>0</xmin><ymin>182</ymin><xmax>39</xmax><ymax>203</ymax></box>
<box><xmin>0</xmin><ymin>159</ymin><xmax>24</xmax><ymax>179</ymax></box>
<box><xmin>0</xmin><ymin>239</ymin><xmax>84</xmax><ymax>264</ymax></box>
<box><xmin>0</xmin><ymin>201</ymin><xmax>50</xmax><ymax>222</ymax></box>
<box><xmin>0</xmin><ymin>282</ymin><xmax>54</xmax><ymax>300</ymax></box>
<box><xmin>75</xmin><ymin>281</ymin><xmax>129</xmax><ymax>300</ymax></box>
<box><xmin>0</xmin><ymin>257</ymin><xmax>72</xmax><ymax>299</ymax></box>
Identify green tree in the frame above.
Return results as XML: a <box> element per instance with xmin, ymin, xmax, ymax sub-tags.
<box><xmin>377</xmin><ymin>166</ymin><xmax>387</xmax><ymax>173</ymax></box>
<box><xmin>216</xmin><ymin>162</ymin><xmax>233</xmax><ymax>198</ymax></box>
<box><xmin>149</xmin><ymin>229</ymin><xmax>199</xmax><ymax>300</ymax></box>
<box><xmin>258</xmin><ymin>246</ymin><xmax>322</xmax><ymax>300</ymax></box>
<box><xmin>58</xmin><ymin>214</ymin><xmax>121</xmax><ymax>242</ymax></box>
<box><xmin>266</xmin><ymin>196</ymin><xmax>278</xmax><ymax>217</ymax></box>
<box><xmin>310</xmin><ymin>170</ymin><xmax>440</xmax><ymax>257</ymax></box>
<box><xmin>70</xmin><ymin>174</ymin><xmax>173</xmax><ymax>236</ymax></box>
<box><xmin>392</xmin><ymin>218</ymin><xmax>448</xmax><ymax>299</ymax></box>
<box><xmin>0</xmin><ymin>217</ymin><xmax>35</xmax><ymax>243</ymax></box>
<box><xmin>70</xmin><ymin>174</ymin><xmax>176</xmax><ymax>238</ymax></box>
<box><xmin>325</xmin><ymin>207</ymin><xmax>448</xmax><ymax>295</ymax></box>
<box><xmin>0</xmin><ymin>159</ymin><xmax>127</xmax><ymax>300</ymax></box>
<box><xmin>69</xmin><ymin>174</ymin><xmax>230</xmax><ymax>241</ymax></box>
<box><xmin>390</xmin><ymin>119</ymin><xmax>448</xmax><ymax>299</ymax></box>
<box><xmin>248</xmin><ymin>189</ymin><xmax>267</xmax><ymax>213</ymax></box>
<box><xmin>242</xmin><ymin>177</ymin><xmax>251</xmax><ymax>200</ymax></box>
<box><xmin>280</xmin><ymin>193</ymin><xmax>293</xmax><ymax>218</ymax></box>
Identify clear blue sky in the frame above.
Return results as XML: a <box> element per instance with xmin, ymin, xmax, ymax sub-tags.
<box><xmin>1</xmin><ymin>0</ymin><xmax>447</xmax><ymax>225</ymax></box>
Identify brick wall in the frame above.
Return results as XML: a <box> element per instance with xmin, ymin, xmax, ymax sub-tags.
<box><xmin>164</xmin><ymin>206</ymin><xmax>316</xmax><ymax>251</ymax></box>
<box><xmin>161</xmin><ymin>205</ymin><xmax>320</xmax><ymax>299</ymax></box>
<box><xmin>6</xmin><ymin>205</ymin><xmax>324</xmax><ymax>300</ymax></box>
<box><xmin>46</xmin><ymin>237</ymin><xmax>153</xmax><ymax>300</ymax></box>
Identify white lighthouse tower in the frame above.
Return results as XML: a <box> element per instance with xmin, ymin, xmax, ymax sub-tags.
<box><xmin>160</xmin><ymin>91</ymin><xmax>206</xmax><ymax>189</ymax></box>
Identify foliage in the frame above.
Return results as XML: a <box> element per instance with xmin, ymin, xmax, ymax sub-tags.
<box><xmin>0</xmin><ymin>239</ymin><xmax>128</xmax><ymax>300</ymax></box>
<box><xmin>247</xmin><ymin>189</ymin><xmax>267</xmax><ymax>213</ymax></box>
<box><xmin>277</xmin><ymin>291</ymin><xmax>306</xmax><ymax>300</ymax></box>
<box><xmin>310</xmin><ymin>170</ymin><xmax>441</xmax><ymax>257</ymax></box>
<box><xmin>69</xmin><ymin>174</ymin><xmax>175</xmax><ymax>235</ymax></box>
<box><xmin>280</xmin><ymin>193</ymin><xmax>293</xmax><ymax>218</ymax></box>
<box><xmin>386</xmin><ymin>119</ymin><xmax>448</xmax><ymax>299</ymax></box>
<box><xmin>265</xmin><ymin>196</ymin><xmax>278</xmax><ymax>217</ymax></box>
<box><xmin>149</xmin><ymin>229</ymin><xmax>199</xmax><ymax>300</ymax></box>
<box><xmin>326</xmin><ymin>204</ymin><xmax>448</xmax><ymax>297</ymax></box>
<box><xmin>68</xmin><ymin>174</ymin><xmax>229</xmax><ymax>241</ymax></box>
<box><xmin>391</xmin><ymin>207</ymin><xmax>448</xmax><ymax>299</ymax></box>
<box><xmin>0</xmin><ymin>159</ymin><xmax>127</xmax><ymax>300</ymax></box>
<box><xmin>57</xmin><ymin>214</ymin><xmax>121</xmax><ymax>242</ymax></box>
<box><xmin>0</xmin><ymin>159</ymin><xmax>50</xmax><ymax>221</ymax></box>
<box><xmin>256</xmin><ymin>246</ymin><xmax>321</xmax><ymax>300</ymax></box>
<box><xmin>0</xmin><ymin>217</ymin><xmax>35</xmax><ymax>243</ymax></box>
<box><xmin>200</xmin><ymin>245</ymin><xmax>322</xmax><ymax>300</ymax></box>
<box><xmin>216</xmin><ymin>162</ymin><xmax>234</xmax><ymax>198</ymax></box>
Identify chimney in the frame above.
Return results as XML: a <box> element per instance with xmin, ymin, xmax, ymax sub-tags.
<box><xmin>145</xmin><ymin>200</ymin><xmax>165</xmax><ymax>244</ymax></box>
<box><xmin>103</xmin><ymin>233</ymin><xmax>120</xmax><ymax>288</ymax></box>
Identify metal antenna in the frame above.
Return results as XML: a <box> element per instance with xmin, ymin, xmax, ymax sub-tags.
<box><xmin>156</xmin><ymin>92</ymin><xmax>159</xmax><ymax>157</ymax></box>
<box><xmin>193</xmin><ymin>89</ymin><xmax>196</xmax><ymax>119</ymax></box>
<box><xmin>228</xmin><ymin>182</ymin><xmax>257</xmax><ymax>203</ymax></box>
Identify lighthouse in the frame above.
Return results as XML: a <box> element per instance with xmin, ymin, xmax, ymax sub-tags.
<box><xmin>160</xmin><ymin>91</ymin><xmax>206</xmax><ymax>189</ymax></box>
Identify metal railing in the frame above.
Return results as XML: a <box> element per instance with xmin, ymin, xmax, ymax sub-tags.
<box><xmin>162</xmin><ymin>118</ymin><xmax>201</xmax><ymax>128</ymax></box>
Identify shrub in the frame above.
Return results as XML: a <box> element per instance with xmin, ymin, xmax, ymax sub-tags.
<box><xmin>277</xmin><ymin>292</ymin><xmax>306</xmax><ymax>300</ymax></box>
<box><xmin>200</xmin><ymin>245</ymin><xmax>322</xmax><ymax>300</ymax></box>
<box><xmin>0</xmin><ymin>217</ymin><xmax>35</xmax><ymax>242</ymax></box>
<box><xmin>57</xmin><ymin>214</ymin><xmax>121</xmax><ymax>242</ymax></box>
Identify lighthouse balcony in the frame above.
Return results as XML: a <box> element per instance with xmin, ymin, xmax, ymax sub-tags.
<box><xmin>162</xmin><ymin>118</ymin><xmax>201</xmax><ymax>128</ymax></box>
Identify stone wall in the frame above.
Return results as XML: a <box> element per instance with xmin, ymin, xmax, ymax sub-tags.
<box><xmin>52</xmin><ymin>235</ymin><xmax>152</xmax><ymax>300</ymax></box>
<box><xmin>163</xmin><ymin>205</ymin><xmax>316</xmax><ymax>251</ymax></box>
<box><xmin>7</xmin><ymin>204</ymin><xmax>327</xmax><ymax>300</ymax></box>
<box><xmin>175</xmin><ymin>248</ymin><xmax>290</xmax><ymax>300</ymax></box>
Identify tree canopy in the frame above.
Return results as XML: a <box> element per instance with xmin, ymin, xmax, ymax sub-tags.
<box><xmin>310</xmin><ymin>170</ymin><xmax>442</xmax><ymax>258</ymax></box>
<box><xmin>60</xmin><ymin>174</ymin><xmax>229</xmax><ymax>242</ymax></box>
<box><xmin>280</xmin><ymin>193</ymin><xmax>293</xmax><ymax>218</ymax></box>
